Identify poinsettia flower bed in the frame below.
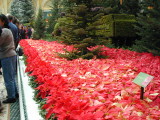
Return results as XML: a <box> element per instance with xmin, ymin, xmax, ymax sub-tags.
<box><xmin>20</xmin><ymin>39</ymin><xmax>160</xmax><ymax>120</ymax></box>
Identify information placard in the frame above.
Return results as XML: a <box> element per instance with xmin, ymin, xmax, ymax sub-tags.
<box><xmin>133</xmin><ymin>72</ymin><xmax>154</xmax><ymax>87</ymax></box>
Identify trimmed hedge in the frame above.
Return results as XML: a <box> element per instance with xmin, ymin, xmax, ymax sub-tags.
<box><xmin>97</xmin><ymin>14</ymin><xmax>137</xmax><ymax>37</ymax></box>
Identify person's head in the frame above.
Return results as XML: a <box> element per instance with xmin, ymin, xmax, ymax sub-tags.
<box><xmin>7</xmin><ymin>15</ymin><xmax>14</xmax><ymax>22</ymax></box>
<box><xmin>12</xmin><ymin>17</ymin><xmax>17</xmax><ymax>24</ymax></box>
<box><xmin>0</xmin><ymin>14</ymin><xmax>9</xmax><ymax>28</ymax></box>
<box><xmin>28</xmin><ymin>25</ymin><xmax>31</xmax><ymax>29</ymax></box>
<box><xmin>21</xmin><ymin>25</ymin><xmax>24</xmax><ymax>29</ymax></box>
<box><xmin>13</xmin><ymin>17</ymin><xmax>20</xmax><ymax>27</ymax></box>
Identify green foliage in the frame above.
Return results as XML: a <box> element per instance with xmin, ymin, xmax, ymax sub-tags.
<box><xmin>102</xmin><ymin>0</ymin><xmax>121</xmax><ymax>13</ymax></box>
<box><xmin>38</xmin><ymin>99</ymin><xmax>47</xmax><ymax>118</ymax></box>
<box><xmin>114</xmin><ymin>20</ymin><xmax>136</xmax><ymax>37</ymax></box>
<box><xmin>134</xmin><ymin>0</ymin><xmax>160</xmax><ymax>56</ymax></box>
<box><xmin>120</xmin><ymin>0</ymin><xmax>140</xmax><ymax>16</ymax></box>
<box><xmin>104</xmin><ymin>41</ymin><xmax>116</xmax><ymax>48</ymax></box>
<box><xmin>58</xmin><ymin>46</ymin><xmax>108</xmax><ymax>60</ymax></box>
<box><xmin>47</xmin><ymin>0</ymin><xmax>60</xmax><ymax>33</ymax></box>
<box><xmin>60</xmin><ymin>0</ymin><xmax>74</xmax><ymax>12</ymax></box>
<box><xmin>96</xmin><ymin>14</ymin><xmax>137</xmax><ymax>37</ymax></box>
<box><xmin>47</xmin><ymin>0</ymin><xmax>74</xmax><ymax>35</ymax></box>
<box><xmin>23</xmin><ymin>23</ymin><xmax>30</xmax><ymax>27</ymax></box>
<box><xmin>57</xmin><ymin>50</ymin><xmax>79</xmax><ymax>60</ymax></box>
<box><xmin>20</xmin><ymin>0</ymin><xmax>34</xmax><ymax>23</ymax></box>
<box><xmin>103</xmin><ymin>0</ymin><xmax>140</xmax><ymax>16</ymax></box>
<box><xmin>57</xmin><ymin>0</ymin><xmax>110</xmax><ymax>60</ymax></box>
<box><xmin>29</xmin><ymin>18</ymin><xmax>35</xmax><ymax>28</ymax></box>
<box><xmin>53</xmin><ymin>17</ymin><xmax>73</xmax><ymax>39</ymax></box>
<box><xmin>33</xmin><ymin>8</ymin><xmax>46</xmax><ymax>40</ymax></box>
<box><xmin>10</xmin><ymin>0</ymin><xmax>34</xmax><ymax>23</ymax></box>
<box><xmin>10</xmin><ymin>0</ymin><xmax>20</xmax><ymax>19</ymax></box>
<box><xmin>43</xmin><ymin>34</ymin><xmax>57</xmax><ymax>42</ymax></box>
<box><xmin>28</xmin><ymin>76</ymin><xmax>38</xmax><ymax>88</ymax></box>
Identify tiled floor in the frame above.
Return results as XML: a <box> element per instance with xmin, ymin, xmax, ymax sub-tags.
<box><xmin>10</xmin><ymin>99</ymin><xmax>20</xmax><ymax>120</ymax></box>
<box><xmin>0</xmin><ymin>75</ymin><xmax>20</xmax><ymax>120</ymax></box>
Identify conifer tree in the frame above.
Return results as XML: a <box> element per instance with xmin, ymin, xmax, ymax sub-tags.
<box><xmin>134</xmin><ymin>0</ymin><xmax>160</xmax><ymax>55</ymax></box>
<box><xmin>58</xmin><ymin>0</ymin><xmax>107</xmax><ymax>60</ymax></box>
<box><xmin>60</xmin><ymin>0</ymin><xmax>74</xmax><ymax>12</ymax></box>
<box><xmin>103</xmin><ymin>0</ymin><xmax>121</xmax><ymax>13</ymax></box>
<box><xmin>10</xmin><ymin>0</ymin><xmax>34</xmax><ymax>23</ymax></box>
<box><xmin>10</xmin><ymin>0</ymin><xmax>21</xmax><ymax>19</ymax></box>
<box><xmin>20</xmin><ymin>0</ymin><xmax>34</xmax><ymax>23</ymax></box>
<box><xmin>120</xmin><ymin>0</ymin><xmax>140</xmax><ymax>16</ymax></box>
<box><xmin>33</xmin><ymin>8</ymin><xmax>46</xmax><ymax>39</ymax></box>
<box><xmin>47</xmin><ymin>0</ymin><xmax>60</xmax><ymax>33</ymax></box>
<box><xmin>103</xmin><ymin>0</ymin><xmax>140</xmax><ymax>16</ymax></box>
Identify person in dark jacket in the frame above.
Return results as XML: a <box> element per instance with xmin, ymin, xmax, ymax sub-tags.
<box><xmin>0</xmin><ymin>14</ymin><xmax>18</xmax><ymax>103</ymax></box>
<box><xmin>13</xmin><ymin>17</ymin><xmax>21</xmax><ymax>43</ymax></box>
<box><xmin>20</xmin><ymin>26</ymin><xmax>26</xmax><ymax>39</ymax></box>
<box><xmin>27</xmin><ymin>26</ymin><xmax>32</xmax><ymax>39</ymax></box>
<box><xmin>7</xmin><ymin>15</ymin><xmax>19</xmax><ymax>49</ymax></box>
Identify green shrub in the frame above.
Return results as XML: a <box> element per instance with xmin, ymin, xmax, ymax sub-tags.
<box><xmin>96</xmin><ymin>14</ymin><xmax>137</xmax><ymax>37</ymax></box>
<box><xmin>23</xmin><ymin>23</ymin><xmax>30</xmax><ymax>27</ymax></box>
<box><xmin>52</xmin><ymin>17</ymin><xmax>74</xmax><ymax>37</ymax></box>
<box><xmin>42</xmin><ymin>33</ymin><xmax>56</xmax><ymax>42</ymax></box>
<box><xmin>114</xmin><ymin>20</ymin><xmax>136</xmax><ymax>37</ymax></box>
<box><xmin>133</xmin><ymin>0</ymin><xmax>160</xmax><ymax>56</ymax></box>
<box><xmin>33</xmin><ymin>8</ymin><xmax>46</xmax><ymax>40</ymax></box>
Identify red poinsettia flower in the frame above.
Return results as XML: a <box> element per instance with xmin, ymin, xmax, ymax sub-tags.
<box><xmin>20</xmin><ymin>39</ymin><xmax>160</xmax><ymax>120</ymax></box>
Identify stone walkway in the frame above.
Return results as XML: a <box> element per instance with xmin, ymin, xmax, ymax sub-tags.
<box><xmin>0</xmin><ymin>75</ymin><xmax>10</xmax><ymax>120</ymax></box>
<box><xmin>0</xmin><ymin>75</ymin><xmax>20</xmax><ymax>120</ymax></box>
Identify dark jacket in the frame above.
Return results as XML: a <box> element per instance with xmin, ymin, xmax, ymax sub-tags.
<box><xmin>8</xmin><ymin>22</ymin><xmax>18</xmax><ymax>47</ymax></box>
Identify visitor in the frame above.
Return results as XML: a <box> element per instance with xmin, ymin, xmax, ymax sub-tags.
<box><xmin>12</xmin><ymin>17</ymin><xmax>20</xmax><ymax>28</ymax></box>
<box><xmin>0</xmin><ymin>14</ymin><xmax>18</xmax><ymax>103</ymax></box>
<box><xmin>25</xmin><ymin>26</ymin><xmax>28</xmax><ymax>39</ymax></box>
<box><xmin>19</xmin><ymin>26</ymin><xmax>26</xmax><ymax>39</ymax></box>
<box><xmin>24</xmin><ymin>26</ymin><xmax>28</xmax><ymax>39</ymax></box>
<box><xmin>31</xmin><ymin>27</ymin><xmax>34</xmax><ymax>38</ymax></box>
<box><xmin>27</xmin><ymin>26</ymin><xmax>32</xmax><ymax>39</ymax></box>
<box><xmin>13</xmin><ymin>17</ymin><xmax>21</xmax><ymax>43</ymax></box>
<box><xmin>7</xmin><ymin>15</ymin><xmax>19</xmax><ymax>49</ymax></box>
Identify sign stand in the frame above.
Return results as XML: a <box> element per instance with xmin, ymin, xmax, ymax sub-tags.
<box><xmin>133</xmin><ymin>72</ymin><xmax>154</xmax><ymax>100</ymax></box>
<box><xmin>140</xmin><ymin>87</ymin><xmax>144</xmax><ymax>100</ymax></box>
